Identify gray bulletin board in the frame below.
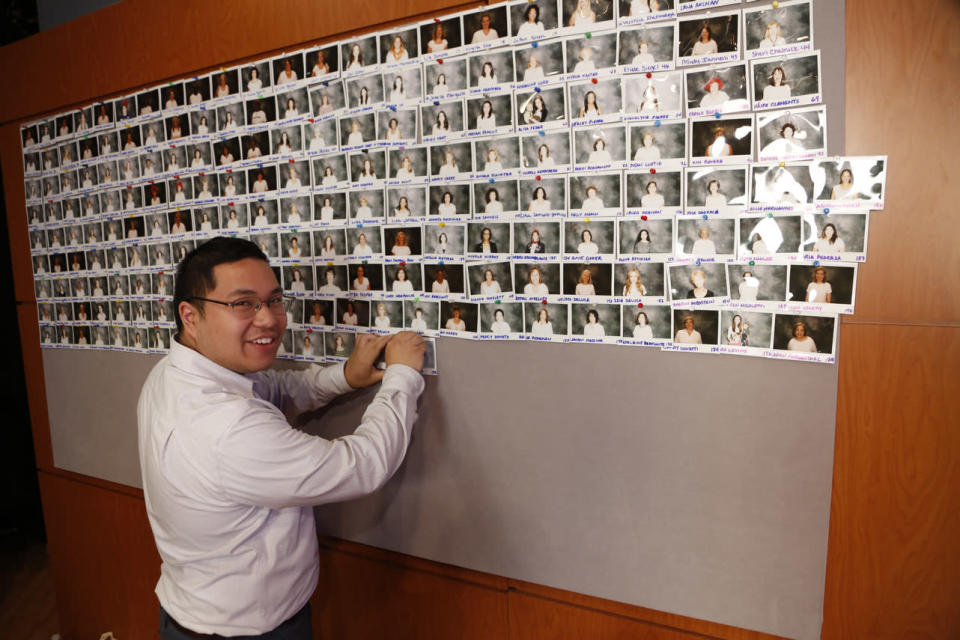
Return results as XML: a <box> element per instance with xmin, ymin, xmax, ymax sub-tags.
<box><xmin>42</xmin><ymin>2</ymin><xmax>845</xmax><ymax>638</ymax></box>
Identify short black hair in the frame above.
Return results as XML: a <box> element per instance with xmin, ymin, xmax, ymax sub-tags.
<box><xmin>173</xmin><ymin>237</ymin><xmax>268</xmax><ymax>334</ymax></box>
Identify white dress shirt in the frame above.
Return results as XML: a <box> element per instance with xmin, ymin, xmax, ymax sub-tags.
<box><xmin>138</xmin><ymin>339</ymin><xmax>424</xmax><ymax>635</ymax></box>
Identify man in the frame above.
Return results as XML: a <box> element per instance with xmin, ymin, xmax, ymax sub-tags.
<box><xmin>138</xmin><ymin>237</ymin><xmax>425</xmax><ymax>638</ymax></box>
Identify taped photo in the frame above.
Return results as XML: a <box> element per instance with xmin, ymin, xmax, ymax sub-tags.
<box><xmin>510</xmin><ymin>0</ymin><xmax>561</xmax><ymax>44</ymax></box>
<box><xmin>382</xmin><ymin>67</ymin><xmax>424</xmax><ymax>107</ymax></box>
<box><xmin>513</xmin><ymin>262</ymin><xmax>561</xmax><ymax>299</ymax></box>
<box><xmin>324</xmin><ymin>331</ymin><xmax>355</xmax><ymax>362</ymax></box>
<box><xmin>671</xmin><ymin>308</ymin><xmax>719</xmax><ymax>347</ymax></box>
<box><xmin>472</xmin><ymin>180</ymin><xmax>519</xmax><ymax>219</ymax></box>
<box><xmin>743</xmin><ymin>0</ymin><xmax>813</xmax><ymax>60</ymax></box>
<box><xmin>613</xmin><ymin>261</ymin><xmax>666</xmax><ymax>301</ymax></box>
<box><xmin>466</xmin><ymin>49</ymin><xmax>516</xmax><ymax>95</ymax></box>
<box><xmin>423</xmin><ymin>222</ymin><xmax>467</xmax><ymax>259</ymax></box>
<box><xmin>688</xmin><ymin>114</ymin><xmax>754</xmax><ymax>166</ymax></box>
<box><xmin>617</xmin><ymin>22</ymin><xmax>677</xmax><ymax>73</ymax></box>
<box><xmin>717</xmin><ymin>309</ymin><xmax>774</xmax><ymax>354</ymax></box>
<box><xmin>517</xmin><ymin>176</ymin><xmax>568</xmax><ymax>218</ymax></box>
<box><xmin>339</xmin><ymin>112</ymin><xmax>378</xmax><ymax>151</ymax></box>
<box><xmin>473</xmin><ymin>136</ymin><xmax>522</xmax><ymax>178</ymax></box>
<box><xmin>751</xmin><ymin>51</ymin><xmax>822</xmax><ymax>111</ymax></box>
<box><xmin>519</xmin><ymin>130</ymin><xmax>572</xmax><ymax>174</ymax></box>
<box><xmin>513</xmin><ymin>40</ymin><xmax>566</xmax><ymax>89</ymax></box>
<box><xmin>465</xmin><ymin>94</ymin><xmax>515</xmax><ymax>136</ymax></box>
<box><xmin>564</xmin><ymin>218</ymin><xmax>617</xmax><ymax>260</ymax></box>
<box><xmin>462</xmin><ymin>5</ymin><xmax>510</xmax><ymax>51</ymax></box>
<box><xmin>349</xmin><ymin>148</ymin><xmax>387</xmax><ymax>186</ymax></box>
<box><xmin>568</xmin><ymin>302</ymin><xmax>620</xmax><ymax>342</ymax></box>
<box><xmin>625</xmin><ymin>169</ymin><xmax>683</xmax><ymax>216</ymax></box>
<box><xmin>563</xmin><ymin>31</ymin><xmax>620</xmax><ymax>81</ymax></box>
<box><xmin>422</xmin><ymin>262</ymin><xmax>466</xmax><ymax>299</ymax></box>
<box><xmin>346</xmin><ymin>225</ymin><xmax>383</xmax><ymax>258</ymax></box>
<box><xmin>684</xmin><ymin>166</ymin><xmax>748</xmax><ymax>214</ymax></box>
<box><xmin>477</xmin><ymin>301</ymin><xmax>523</xmax><ymax>338</ymax></box>
<box><xmin>303</xmin><ymin>119</ymin><xmax>339</xmax><ymax>155</ymax></box>
<box><xmin>440</xmin><ymin>301</ymin><xmax>477</xmax><ymax>334</ymax></box>
<box><xmin>312</xmin><ymin>228</ymin><xmax>347</xmax><ymax>261</ymax></box>
<box><xmin>209</xmin><ymin>68</ymin><xmax>241</xmax><ymax>102</ymax></box>
<box><xmin>308</xmin><ymin>81</ymin><xmax>347</xmax><ymax>120</ymax></box>
<box><xmin>423</xmin><ymin>57</ymin><xmax>468</xmax><ymax>98</ymax></box>
<box><xmin>568</xmin><ymin>77</ymin><xmax>623</xmax><ymax>126</ymax></box>
<box><xmin>427</xmin><ymin>183</ymin><xmax>471</xmax><ymax>220</ymax></box>
<box><xmin>573</xmin><ymin>123</ymin><xmax>627</xmax><ymax>170</ymax></box>
<box><xmin>370</xmin><ymin>300</ymin><xmax>405</xmax><ymax>332</ymax></box>
<box><xmin>677</xmin><ymin>10</ymin><xmax>740</xmax><ymax>67</ymax></box>
<box><xmin>621</xmin><ymin>70</ymin><xmax>684</xmax><ymax>122</ymax></box>
<box><xmin>385</xmin><ymin>184</ymin><xmax>427</xmax><ymax>222</ymax></box>
<box><xmin>516</xmin><ymin>85</ymin><xmax>569</xmax><ymax>133</ymax></box>
<box><xmin>560</xmin><ymin>0</ymin><xmax>615</xmax><ymax>34</ymax></box>
<box><xmin>619</xmin><ymin>302</ymin><xmax>673</xmax><ymax>345</ymax></box>
<box><xmin>786</xmin><ymin>263</ymin><xmax>857</xmax><ymax>314</ymax></box>
<box><xmin>771</xmin><ymin>312</ymin><xmax>836</xmax><ymax>363</ymax></box>
<box><xmin>388</xmin><ymin>146</ymin><xmax>430</xmax><ymax>184</ymax></box>
<box><xmin>561</xmin><ymin>261</ymin><xmax>613</xmax><ymax>298</ymax></box>
<box><xmin>466</xmin><ymin>222</ymin><xmax>512</xmax><ymax>259</ymax></box>
<box><xmin>316</xmin><ymin>264</ymin><xmax>349</xmax><ymax>296</ymax></box>
<box><xmin>313</xmin><ymin>154</ymin><xmax>349</xmax><ymax>190</ymax></box>
<box><xmin>383</xmin><ymin>263</ymin><xmax>423</xmax><ymax>297</ymax></box>
<box><xmin>342</xmin><ymin>36</ymin><xmax>380</xmax><ymax>78</ymax></box>
<box><xmin>567</xmin><ymin>171</ymin><xmax>622</xmax><ymax>216</ymax></box>
<box><xmin>419</xmin><ymin>14</ymin><xmax>464</xmax><ymax>59</ymax></box>
<box><xmin>421</xmin><ymin>98</ymin><xmax>467</xmax><ymax>143</ymax></box>
<box><xmin>466</xmin><ymin>260</ymin><xmax>514</xmax><ymax>300</ymax></box>
<box><xmin>812</xmin><ymin>156</ymin><xmax>886</xmax><ymax>211</ymax></box>
<box><xmin>668</xmin><ymin>261</ymin><xmax>729</xmax><ymax>306</ymax></box>
<box><xmin>800</xmin><ymin>212</ymin><xmax>868</xmax><ymax>262</ymax></box>
<box><xmin>522</xmin><ymin>301</ymin><xmax>568</xmax><ymax>340</ymax></box>
<box><xmin>685</xmin><ymin>61</ymin><xmax>750</xmax><ymax>118</ymax></box>
<box><xmin>618</xmin><ymin>0</ymin><xmax>676</xmax><ymax>27</ymax></box>
<box><xmin>380</xmin><ymin>27</ymin><xmax>421</xmax><ymax>68</ymax></box>
<box><xmin>382</xmin><ymin>224</ymin><xmax>423</xmax><ymax>261</ymax></box>
<box><xmin>403</xmin><ymin>300</ymin><xmax>441</xmax><ymax>333</ymax></box>
<box><xmin>756</xmin><ymin>107</ymin><xmax>827</xmax><ymax>163</ymax></box>
<box><xmin>272</xmin><ymin>53</ymin><xmax>306</xmax><ymax>89</ymax></box>
<box><xmin>306</xmin><ymin>44</ymin><xmax>340</xmax><ymax>81</ymax></box>
<box><xmin>348</xmin><ymin>262</ymin><xmax>383</xmax><ymax>294</ymax></box>
<box><xmin>675</xmin><ymin>215</ymin><xmax>737</xmax><ymax>262</ymax></box>
<box><xmin>348</xmin><ymin>188</ymin><xmax>385</xmax><ymax>223</ymax></box>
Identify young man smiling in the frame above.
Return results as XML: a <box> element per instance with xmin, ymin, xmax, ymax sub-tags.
<box><xmin>138</xmin><ymin>237</ymin><xmax>425</xmax><ymax>639</ymax></box>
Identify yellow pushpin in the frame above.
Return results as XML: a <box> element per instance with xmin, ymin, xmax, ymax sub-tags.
<box><xmin>584</xmin><ymin>217</ymin><xmax>591</xmax><ymax>222</ymax></box>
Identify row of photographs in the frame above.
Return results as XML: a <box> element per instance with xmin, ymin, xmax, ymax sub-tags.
<box><xmin>24</xmin><ymin>158</ymin><xmax>888</xmax><ymax>230</ymax></box>
<box><xmin>28</xmin><ymin>212</ymin><xmax>870</xmax><ymax>273</ymax></box>
<box><xmin>37</xmin><ymin>299</ymin><xmax>837</xmax><ymax>365</ymax></box>
<box><xmin>31</xmin><ymin>256</ymin><xmax>857</xmax><ymax>316</ymax></box>
<box><xmin>20</xmin><ymin>0</ymin><xmax>817</xmax><ymax>150</ymax></box>
<box><xmin>20</xmin><ymin>49</ymin><xmax>823</xmax><ymax>163</ymax></box>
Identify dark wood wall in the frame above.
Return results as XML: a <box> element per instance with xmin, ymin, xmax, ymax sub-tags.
<box><xmin>3</xmin><ymin>0</ymin><xmax>958</xmax><ymax>638</ymax></box>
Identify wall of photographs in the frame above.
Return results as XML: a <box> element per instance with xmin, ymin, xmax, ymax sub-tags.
<box><xmin>20</xmin><ymin>0</ymin><xmax>885</xmax><ymax>366</ymax></box>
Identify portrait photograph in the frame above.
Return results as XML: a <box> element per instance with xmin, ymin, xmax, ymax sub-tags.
<box><xmin>751</xmin><ymin>51</ymin><xmax>822</xmax><ymax>109</ymax></box>
<box><xmin>384</xmin><ymin>263</ymin><xmax>424</xmax><ymax>295</ymax></box>
<box><xmin>514</xmin><ymin>40</ymin><xmax>566</xmax><ymax>86</ymax></box>
<box><xmin>348</xmin><ymin>188</ymin><xmax>385</xmax><ymax>222</ymax></box>
<box><xmin>423</xmin><ymin>58</ymin><xmax>468</xmax><ymax>96</ymax></box>
<box><xmin>622</xmin><ymin>70</ymin><xmax>684</xmax><ymax>120</ymax></box>
<box><xmin>429</xmin><ymin>140</ymin><xmax>474</xmax><ymax>178</ymax></box>
<box><xmin>756</xmin><ymin>107</ymin><xmax>827</xmax><ymax>162</ymax></box>
<box><xmin>675</xmin><ymin>217</ymin><xmax>736</xmax><ymax>258</ymax></box>
<box><xmin>689</xmin><ymin>116</ymin><xmax>754</xmax><ymax>164</ymax></box>
<box><xmin>625</xmin><ymin>169</ymin><xmax>682</xmax><ymax>213</ymax></box>
<box><xmin>564</xmin><ymin>218</ymin><xmax>616</xmax><ymax>258</ymax></box>
<box><xmin>209</xmin><ymin>68</ymin><xmax>240</xmax><ymax>100</ymax></box>
<box><xmin>618</xmin><ymin>0</ymin><xmax>675</xmax><ymax>27</ymax></box>
<box><xmin>620</xmin><ymin>302</ymin><xmax>672</xmax><ymax>341</ymax></box>
<box><xmin>517</xmin><ymin>176</ymin><xmax>567</xmax><ymax>216</ymax></box>
<box><xmin>472</xmin><ymin>180</ymin><xmax>519</xmax><ymax>217</ymax></box>
<box><xmin>380</xmin><ymin>27</ymin><xmax>420</xmax><ymax>66</ymax></box>
<box><xmin>561</xmin><ymin>0</ymin><xmax>615</xmax><ymax>32</ymax></box>
<box><xmin>467</xmin><ymin>260</ymin><xmax>514</xmax><ymax>299</ymax></box>
<box><xmin>381</xmin><ymin>66</ymin><xmax>424</xmax><ymax>106</ymax></box>
<box><xmin>440</xmin><ymin>301</ymin><xmax>477</xmax><ymax>332</ymax></box>
<box><xmin>677</xmin><ymin>12</ymin><xmax>740</xmax><ymax>65</ymax></box>
<box><xmin>570</xmin><ymin>302</ymin><xmax>620</xmax><ymax>338</ymax></box>
<box><xmin>727</xmin><ymin>263</ymin><xmax>789</xmax><ymax>304</ymax></box>
<box><xmin>617</xmin><ymin>22</ymin><xmax>677</xmax><ymax>72</ymax></box>
<box><xmin>787</xmin><ymin>264</ymin><xmax>856</xmax><ymax>308</ymax></box>
<box><xmin>800</xmin><ymin>212</ymin><xmax>867</xmax><ymax>258</ymax></box>
<box><xmin>613</xmin><ymin>261</ymin><xmax>665</xmax><ymax>298</ymax></box>
<box><xmin>309</xmin><ymin>82</ymin><xmax>347</xmax><ymax>118</ymax></box>
<box><xmin>478</xmin><ymin>301</ymin><xmax>522</xmax><ymax>335</ymax></box>
<box><xmin>564</xmin><ymin>32</ymin><xmax>619</xmax><ymax>77</ymax></box>
<box><xmin>522</xmin><ymin>301</ymin><xmax>568</xmax><ymax>337</ymax></box>
<box><xmin>467</xmin><ymin>221</ymin><xmax>512</xmax><ymax>257</ymax></box>
<box><xmin>685</xmin><ymin>166</ymin><xmax>748</xmax><ymax>209</ymax></box>
<box><xmin>573</xmin><ymin>124</ymin><xmax>627</xmax><ymax>168</ymax></box>
<box><xmin>562</xmin><ymin>262</ymin><xmax>613</xmax><ymax>296</ymax></box>
<box><xmin>772</xmin><ymin>313</ymin><xmax>835</xmax><ymax>355</ymax></box>
<box><xmin>671</xmin><ymin>308</ymin><xmax>719</xmax><ymax>345</ymax></box>
<box><xmin>568</xmin><ymin>172</ymin><xmax>622</xmax><ymax>216</ymax></box>
<box><xmin>388</xmin><ymin>146</ymin><xmax>429</xmax><ymax>183</ymax></box>
<box><xmin>339</xmin><ymin>112</ymin><xmax>378</xmax><ymax>149</ymax></box>
<box><xmin>422</xmin><ymin>262</ymin><xmax>466</xmax><ymax>296</ymax></box>
<box><xmin>272</xmin><ymin>53</ymin><xmax>306</xmax><ymax>87</ymax></box>
<box><xmin>744</xmin><ymin>0</ymin><xmax>813</xmax><ymax>58</ymax></box>
<box><xmin>346</xmin><ymin>225</ymin><xmax>384</xmax><ymax>256</ymax></box>
<box><xmin>685</xmin><ymin>62</ymin><xmax>750</xmax><ymax>117</ymax></box>
<box><xmin>404</xmin><ymin>299</ymin><xmax>440</xmax><ymax>331</ymax></box>
<box><xmin>513</xmin><ymin>262</ymin><xmax>561</xmax><ymax>297</ymax></box>
<box><xmin>422</xmin><ymin>222</ymin><xmax>466</xmax><ymax>257</ymax></box>
<box><xmin>568</xmin><ymin>77</ymin><xmax>622</xmax><ymax>123</ymax></box>
<box><xmin>342</xmin><ymin>35</ymin><xmax>380</xmax><ymax>76</ymax></box>
<box><xmin>668</xmin><ymin>262</ymin><xmax>729</xmax><ymax>302</ymax></box>
<box><xmin>419</xmin><ymin>15</ymin><xmax>464</xmax><ymax>56</ymax></box>
<box><xmin>720</xmin><ymin>310</ymin><xmax>773</xmax><ymax>349</ymax></box>
<box><xmin>812</xmin><ymin>156</ymin><xmax>886</xmax><ymax>206</ymax></box>
<box><xmin>427</xmin><ymin>182</ymin><xmax>471</xmax><ymax>219</ymax></box>
<box><xmin>467</xmin><ymin>49</ymin><xmax>516</xmax><ymax>91</ymax></box>
<box><xmin>307</xmin><ymin>43</ymin><xmax>340</xmax><ymax>79</ymax></box>
<box><xmin>519</xmin><ymin>130</ymin><xmax>572</xmax><ymax>172</ymax></box>
<box><xmin>750</xmin><ymin>163</ymin><xmax>815</xmax><ymax>208</ymax></box>
<box><xmin>738</xmin><ymin>214</ymin><xmax>803</xmax><ymax>258</ymax></box>
<box><xmin>462</xmin><ymin>6</ymin><xmax>509</xmax><ymax>48</ymax></box>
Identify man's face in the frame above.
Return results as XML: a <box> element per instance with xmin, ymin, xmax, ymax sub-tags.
<box><xmin>185</xmin><ymin>258</ymin><xmax>286</xmax><ymax>373</ymax></box>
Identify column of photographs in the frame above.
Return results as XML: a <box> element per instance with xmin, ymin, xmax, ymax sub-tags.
<box><xmin>20</xmin><ymin>0</ymin><xmax>886</xmax><ymax>365</ymax></box>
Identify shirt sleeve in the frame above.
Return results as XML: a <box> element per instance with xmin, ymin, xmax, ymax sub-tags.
<box><xmin>248</xmin><ymin>361</ymin><xmax>354</xmax><ymax>415</ymax></box>
<box><xmin>216</xmin><ymin>364</ymin><xmax>425</xmax><ymax>509</ymax></box>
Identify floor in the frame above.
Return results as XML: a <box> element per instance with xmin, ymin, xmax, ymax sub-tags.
<box><xmin>0</xmin><ymin>540</ymin><xmax>60</xmax><ymax>640</ymax></box>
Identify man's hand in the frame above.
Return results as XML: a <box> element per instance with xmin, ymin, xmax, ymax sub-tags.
<box><xmin>385</xmin><ymin>331</ymin><xmax>425</xmax><ymax>372</ymax></box>
<box><xmin>344</xmin><ymin>334</ymin><xmax>392</xmax><ymax>389</ymax></box>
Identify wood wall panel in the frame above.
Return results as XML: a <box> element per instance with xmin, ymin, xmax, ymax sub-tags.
<box><xmin>16</xmin><ymin>303</ymin><xmax>53</xmax><ymax>469</ymax></box>
<box><xmin>840</xmin><ymin>0</ymin><xmax>960</xmax><ymax>324</ymax></box>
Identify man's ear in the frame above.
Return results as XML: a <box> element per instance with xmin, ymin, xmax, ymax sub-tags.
<box><xmin>179</xmin><ymin>300</ymin><xmax>201</xmax><ymax>341</ymax></box>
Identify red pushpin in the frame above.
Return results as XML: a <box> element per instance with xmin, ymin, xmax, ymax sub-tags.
<box><xmin>591</xmin><ymin>78</ymin><xmax>598</xmax><ymax>84</ymax></box>
<box><xmin>641</xmin><ymin>215</ymin><xmax>648</xmax><ymax>220</ymax></box>
<box><xmin>541</xmin><ymin>299</ymin><xmax>547</xmax><ymax>304</ymax></box>
<box><xmin>535</xmin><ymin>175</ymin><xmax>541</xmax><ymax>180</ymax></box>
<box><xmin>437</xmin><ymin>58</ymin><xmax>444</xmax><ymax>64</ymax></box>
<box><xmin>649</xmin><ymin>168</ymin><xmax>656</xmax><ymax>174</ymax></box>
<box><xmin>646</xmin><ymin>72</ymin><xmax>652</xmax><ymax>79</ymax></box>
<box><xmin>637</xmin><ymin>303</ymin><xmax>644</xmax><ymax>308</ymax></box>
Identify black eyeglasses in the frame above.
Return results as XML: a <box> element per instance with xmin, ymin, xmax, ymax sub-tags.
<box><xmin>188</xmin><ymin>295</ymin><xmax>290</xmax><ymax>318</ymax></box>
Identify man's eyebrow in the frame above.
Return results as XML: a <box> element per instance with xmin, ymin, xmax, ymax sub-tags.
<box><xmin>222</xmin><ymin>286</ymin><xmax>283</xmax><ymax>297</ymax></box>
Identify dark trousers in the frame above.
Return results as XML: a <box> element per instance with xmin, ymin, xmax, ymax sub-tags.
<box><xmin>159</xmin><ymin>603</ymin><xmax>312</xmax><ymax>640</ymax></box>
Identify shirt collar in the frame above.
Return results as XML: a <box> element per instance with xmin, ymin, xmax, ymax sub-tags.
<box><xmin>168</xmin><ymin>338</ymin><xmax>255</xmax><ymax>396</ymax></box>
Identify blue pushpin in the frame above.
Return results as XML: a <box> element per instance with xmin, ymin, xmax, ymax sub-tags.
<box><xmin>654</xmin><ymin>120</ymin><xmax>662</xmax><ymax>127</ymax></box>
<box><xmin>696</xmin><ymin>259</ymin><xmax>701</xmax><ymax>266</ymax></box>
<box><xmin>813</xmin><ymin>260</ymin><xmax>820</xmax><ymax>266</ymax></box>
<box><xmin>388</xmin><ymin>105</ymin><xmax>397</xmax><ymax>112</ymax></box>
<box><xmin>714</xmin><ymin>112</ymin><xmax>722</xmax><ymax>119</ymax></box>
<box><xmin>534</xmin><ymin>86</ymin><xmax>541</xmax><ymax>93</ymax></box>
<box><xmin>488</xmin><ymin>178</ymin><xmax>495</xmax><ymax>183</ymax></box>
<box><xmin>322</xmin><ymin>81</ymin><xmax>329</xmax><ymax>87</ymax></box>
<box><xmin>538</xmin><ymin>130</ymin><xmax>546</xmax><ymax>136</ymax></box>
<box><xmin>531</xmin><ymin>41</ymin><xmax>539</xmax><ymax>48</ymax></box>
<box><xmin>702</xmin><ymin>214</ymin><xmax>708</xmax><ymax>220</ymax></box>
<box><xmin>434</xmin><ymin>101</ymin><xmax>440</xmax><ymax>106</ymax></box>
<box><xmin>824</xmin><ymin>208</ymin><xmax>830</xmax><ymax>214</ymax></box>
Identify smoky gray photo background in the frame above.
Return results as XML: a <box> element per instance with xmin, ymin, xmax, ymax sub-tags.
<box><xmin>423</xmin><ymin>223</ymin><xmax>466</xmax><ymax>254</ymax></box>
<box><xmin>473</xmin><ymin>180</ymin><xmax>519</xmax><ymax>214</ymax></box>
<box><xmin>727</xmin><ymin>264</ymin><xmax>789</xmax><ymax>301</ymax></box>
<box><xmin>687</xmin><ymin>168</ymin><xmax>747</xmax><ymax>205</ymax></box>
<box><xmin>349</xmin><ymin>149</ymin><xmax>387</xmax><ymax>181</ymax></box>
<box><xmin>162</xmin><ymin>146</ymin><xmax>188</xmax><ymax>172</ymax></box>
<box><xmin>479</xmin><ymin>301</ymin><xmax>523</xmax><ymax>333</ymax></box>
<box><xmin>513</xmin><ymin>262</ymin><xmax>561</xmax><ymax>295</ymax></box>
<box><xmin>752</xmin><ymin>164</ymin><xmax>814</xmax><ymax>205</ymax></box>
<box><xmin>339</xmin><ymin>113</ymin><xmax>378</xmax><ymax>146</ymax></box>
<box><xmin>215</xmin><ymin>103</ymin><xmax>243</xmax><ymax>132</ymax></box>
<box><xmin>140</xmin><ymin>149</ymin><xmax>163</xmax><ymax>173</ymax></box>
<box><xmin>313</xmin><ymin>154</ymin><xmax>348</xmax><ymax>186</ymax></box>
<box><xmin>475</xmin><ymin>137</ymin><xmax>521</xmax><ymax>171</ymax></box>
<box><xmin>372</xmin><ymin>300</ymin><xmax>405</xmax><ymax>328</ymax></box>
<box><xmin>621</xmin><ymin>303</ymin><xmax>673</xmax><ymax>339</ymax></box>
<box><xmin>568</xmin><ymin>173</ymin><xmax>621</xmax><ymax>209</ymax></box>
<box><xmin>745</xmin><ymin>3</ymin><xmax>812</xmax><ymax>50</ymax></box>
<box><xmin>424</xmin><ymin>59</ymin><xmax>468</xmax><ymax>93</ymax></box>
<box><xmin>523</xmin><ymin>302</ymin><xmax>568</xmax><ymax>335</ymax></box>
<box><xmin>423</xmin><ymin>262</ymin><xmax>465</xmax><ymax>293</ymax></box>
<box><xmin>283</xmin><ymin>265</ymin><xmax>315</xmax><ymax>291</ymax></box>
<box><xmin>788</xmin><ymin>264</ymin><xmax>855</xmax><ymax>305</ymax></box>
<box><xmin>220</xmin><ymin>204</ymin><xmax>248</xmax><ymax>227</ymax></box>
<box><xmin>309</xmin><ymin>83</ymin><xmax>347</xmax><ymax>114</ymax></box>
<box><xmin>678</xmin><ymin>15</ymin><xmax>740</xmax><ymax>58</ymax></box>
<box><xmin>209</xmin><ymin>173</ymin><xmax>236</xmax><ymax>198</ymax></box>
<box><xmin>194</xmin><ymin>207</ymin><xmax>219</xmax><ymax>230</ymax></box>
<box><xmin>348</xmin><ymin>188</ymin><xmax>385</xmax><ymax>219</ymax></box>
<box><xmin>325</xmin><ymin>330</ymin><xmax>357</xmax><ymax>356</ymax></box>
<box><xmin>383</xmin><ymin>225</ymin><xmax>423</xmax><ymax>255</ymax></box>
<box><xmin>626</xmin><ymin>171</ymin><xmax>682</xmax><ymax>207</ymax></box>
<box><xmin>518</xmin><ymin>177</ymin><xmax>567</xmax><ymax>212</ymax></box>
<box><xmin>614</xmin><ymin>262</ymin><xmax>665</xmax><ymax>296</ymax></box>
<box><xmin>574</xmin><ymin>125</ymin><xmax>626</xmax><ymax>164</ymax></box>
<box><xmin>566</xmin><ymin>33</ymin><xmax>618</xmax><ymax>72</ymax></box>
<box><xmin>440</xmin><ymin>300</ymin><xmax>478</xmax><ymax>331</ymax></box>
<box><xmin>467</xmin><ymin>261</ymin><xmax>514</xmax><ymax>297</ymax></box>
<box><xmin>382</xmin><ymin>67</ymin><xmax>424</xmax><ymax>102</ymax></box>
<box><xmin>281</xmin><ymin>162</ymin><xmax>310</xmax><ymax>189</ymax></box>
<box><xmin>563</xmin><ymin>262</ymin><xmax>613</xmax><ymax>296</ymax></box>
<box><xmin>668</xmin><ymin>262</ymin><xmax>729</xmax><ymax>300</ymax></box>
<box><xmin>676</xmin><ymin>218</ymin><xmax>736</xmax><ymax>255</ymax></box>
<box><xmin>342</xmin><ymin>36</ymin><xmax>379</xmax><ymax>71</ymax></box>
<box><xmin>513</xmin><ymin>220</ymin><xmax>562</xmax><ymax>253</ymax></box>
<box><xmin>242</xmin><ymin>61</ymin><xmax>272</xmax><ymax>92</ymax></box>
<box><xmin>772</xmin><ymin>314</ymin><xmax>835</xmax><ymax>354</ymax></box>
<box><xmin>277</xmin><ymin>87</ymin><xmax>309</xmax><ymax>118</ymax></box>
<box><xmin>514</xmin><ymin>41</ymin><xmax>566</xmax><ymax>81</ymax></box>
<box><xmin>516</xmin><ymin>86</ymin><xmax>567</xmax><ymax>125</ymax></box>
<box><xmin>272</xmin><ymin>53</ymin><xmax>305</xmax><ymax>83</ymax></box>
<box><xmin>512</xmin><ymin>1</ymin><xmax>560</xmax><ymax>34</ymax></box>
<box><xmin>801</xmin><ymin>213</ymin><xmax>866</xmax><ymax>253</ymax></box>
<box><xmin>422</xmin><ymin>101</ymin><xmax>466</xmax><ymax>134</ymax></box>
<box><xmin>403</xmin><ymin>299</ymin><xmax>440</xmax><ymax>330</ymax></box>
<box><xmin>813</xmin><ymin>158</ymin><xmax>885</xmax><ymax>201</ymax></box>
<box><xmin>686</xmin><ymin>63</ymin><xmax>749</xmax><ymax>108</ymax></box>
<box><xmin>295</xmin><ymin>330</ymin><xmax>321</xmax><ymax>358</ymax></box>
<box><xmin>317</xmin><ymin>265</ymin><xmax>348</xmax><ymax>291</ymax></box>
<box><xmin>691</xmin><ymin>118</ymin><xmax>753</xmax><ymax>158</ymax></box>
<box><xmin>387</xmin><ymin>185</ymin><xmax>427</xmax><ymax>217</ymax></box>
<box><xmin>312</xmin><ymin>228</ymin><xmax>348</xmax><ymax>256</ymax></box>
<box><xmin>345</xmin><ymin>218</ymin><xmax>383</xmax><ymax>253</ymax></box>
<box><xmin>419</xmin><ymin>17</ymin><xmax>464</xmax><ymax>54</ymax></box>
<box><xmin>618</xmin><ymin>24</ymin><xmax>676</xmax><ymax>65</ymax></box>
<box><xmin>349</xmin><ymin>264</ymin><xmax>383</xmax><ymax>292</ymax></box>
<box><xmin>672</xmin><ymin>308</ymin><xmax>719</xmax><ymax>344</ymax></box>
<box><xmin>308</xmin><ymin>44</ymin><xmax>340</xmax><ymax>75</ymax></box>
<box><xmin>281</xmin><ymin>230</ymin><xmax>312</xmax><ymax>258</ymax></box>
<box><xmin>757</xmin><ymin>110</ymin><xmax>825</xmax><ymax>153</ymax></box>
<box><xmin>188</xmin><ymin>141</ymin><xmax>212</xmax><ymax>165</ymax></box>
<box><xmin>380</xmin><ymin>27</ymin><xmax>420</xmax><ymax>63</ymax></box>
<box><xmin>467</xmin><ymin>94</ymin><xmax>514</xmax><ymax>130</ymax></box>
<box><xmin>467</xmin><ymin>221</ymin><xmax>511</xmax><ymax>251</ymax></box>
<box><xmin>570</xmin><ymin>78</ymin><xmax>622</xmax><ymax>117</ymax></box>
<box><xmin>561</xmin><ymin>0</ymin><xmax>615</xmax><ymax>25</ymax></box>
<box><xmin>429</xmin><ymin>141</ymin><xmax>473</xmax><ymax>175</ymax></box>
<box><xmin>753</xmin><ymin>54</ymin><xmax>821</xmax><ymax>102</ymax></box>
<box><xmin>564</xmin><ymin>219</ymin><xmax>616</xmax><ymax>254</ymax></box>
<box><xmin>389</xmin><ymin>147</ymin><xmax>429</xmax><ymax>177</ymax></box>
<box><xmin>304</xmin><ymin>119</ymin><xmax>338</xmax><ymax>149</ymax></box>
<box><xmin>463</xmin><ymin>5</ymin><xmax>509</xmax><ymax>42</ymax></box>
<box><xmin>313</xmin><ymin>192</ymin><xmax>347</xmax><ymax>221</ymax></box>
<box><xmin>520</xmin><ymin>131</ymin><xmax>571</xmax><ymax>168</ymax></box>
<box><xmin>469</xmin><ymin>50</ymin><xmax>516</xmax><ymax>87</ymax></box>
<box><xmin>721</xmin><ymin>310</ymin><xmax>773</xmax><ymax>349</ymax></box>
<box><xmin>385</xmin><ymin>263</ymin><xmax>424</xmax><ymax>291</ymax></box>
<box><xmin>571</xmin><ymin>302</ymin><xmax>620</xmax><ymax>336</ymax></box>
<box><xmin>249</xmin><ymin>231</ymin><xmax>279</xmax><ymax>258</ymax></box>
<box><xmin>740</xmin><ymin>215</ymin><xmax>803</xmax><ymax>254</ymax></box>
<box><xmin>244</xmin><ymin>95</ymin><xmax>277</xmax><ymax>125</ymax></box>
<box><xmin>623</xmin><ymin>72</ymin><xmax>683</xmax><ymax>113</ymax></box>
<box><xmin>303</xmin><ymin>298</ymin><xmax>334</xmax><ymax>325</ymax></box>
<box><xmin>427</xmin><ymin>183</ymin><xmax>471</xmax><ymax>217</ymax></box>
